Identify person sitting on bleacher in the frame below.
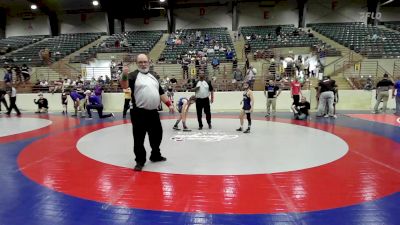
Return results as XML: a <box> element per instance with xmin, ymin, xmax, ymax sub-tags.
<box><xmin>34</xmin><ymin>93</ymin><xmax>48</xmax><ymax>113</ymax></box>
<box><xmin>226</xmin><ymin>49</ymin><xmax>234</xmax><ymax>60</ymax></box>
<box><xmin>21</xmin><ymin>64</ymin><xmax>30</xmax><ymax>82</ymax></box>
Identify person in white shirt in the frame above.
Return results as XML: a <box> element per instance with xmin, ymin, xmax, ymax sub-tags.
<box><xmin>245</xmin><ymin>65</ymin><xmax>257</xmax><ymax>89</ymax></box>
<box><xmin>193</xmin><ymin>73</ymin><xmax>214</xmax><ymax>130</ymax></box>
<box><xmin>6</xmin><ymin>84</ymin><xmax>21</xmax><ymax>116</ymax></box>
<box><xmin>120</xmin><ymin>54</ymin><xmax>174</xmax><ymax>171</ymax></box>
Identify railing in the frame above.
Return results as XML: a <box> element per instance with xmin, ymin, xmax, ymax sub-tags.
<box><xmin>83</xmin><ymin>67</ymin><xmax>112</xmax><ymax>81</ymax></box>
<box><xmin>336</xmin><ymin>61</ymin><xmax>381</xmax><ymax>89</ymax></box>
<box><xmin>394</xmin><ymin>61</ymin><xmax>400</xmax><ymax>79</ymax></box>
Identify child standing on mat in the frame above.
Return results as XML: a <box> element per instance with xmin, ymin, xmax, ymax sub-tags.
<box><xmin>34</xmin><ymin>93</ymin><xmax>48</xmax><ymax>113</ymax></box>
<box><xmin>237</xmin><ymin>82</ymin><xmax>254</xmax><ymax>133</ymax></box>
<box><xmin>173</xmin><ymin>95</ymin><xmax>196</xmax><ymax>131</ymax></box>
<box><xmin>61</xmin><ymin>91</ymin><xmax>68</xmax><ymax>114</ymax></box>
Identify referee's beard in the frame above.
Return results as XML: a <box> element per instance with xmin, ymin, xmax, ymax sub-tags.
<box><xmin>138</xmin><ymin>67</ymin><xmax>149</xmax><ymax>74</ymax></box>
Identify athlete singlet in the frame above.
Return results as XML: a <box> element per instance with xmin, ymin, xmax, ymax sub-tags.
<box><xmin>242</xmin><ymin>90</ymin><xmax>251</xmax><ymax>112</ymax></box>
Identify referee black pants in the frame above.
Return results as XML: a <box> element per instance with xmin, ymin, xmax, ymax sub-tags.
<box><xmin>7</xmin><ymin>97</ymin><xmax>20</xmax><ymax>115</ymax></box>
<box><xmin>196</xmin><ymin>97</ymin><xmax>211</xmax><ymax>128</ymax></box>
<box><xmin>0</xmin><ymin>98</ymin><xmax>8</xmax><ymax>111</ymax></box>
<box><xmin>130</xmin><ymin>108</ymin><xmax>163</xmax><ymax>165</ymax></box>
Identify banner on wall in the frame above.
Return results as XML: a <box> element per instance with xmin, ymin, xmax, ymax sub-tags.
<box><xmin>264</xmin><ymin>11</ymin><xmax>270</xmax><ymax>19</ymax></box>
<box><xmin>354</xmin><ymin>63</ymin><xmax>361</xmax><ymax>71</ymax></box>
<box><xmin>80</xmin><ymin>14</ymin><xmax>87</xmax><ymax>23</ymax></box>
<box><xmin>332</xmin><ymin>0</ymin><xmax>338</xmax><ymax>10</ymax></box>
<box><xmin>200</xmin><ymin>8</ymin><xmax>205</xmax><ymax>16</ymax></box>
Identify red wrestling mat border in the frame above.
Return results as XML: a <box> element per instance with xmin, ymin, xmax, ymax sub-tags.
<box><xmin>17</xmin><ymin>116</ymin><xmax>400</xmax><ymax>214</ymax></box>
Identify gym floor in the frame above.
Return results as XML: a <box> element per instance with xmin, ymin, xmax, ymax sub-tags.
<box><xmin>0</xmin><ymin>112</ymin><xmax>399</xmax><ymax>225</ymax></box>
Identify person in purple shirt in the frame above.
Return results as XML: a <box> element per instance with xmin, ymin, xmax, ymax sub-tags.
<box><xmin>70</xmin><ymin>90</ymin><xmax>86</xmax><ymax>117</ymax></box>
<box><xmin>393</xmin><ymin>79</ymin><xmax>400</xmax><ymax>116</ymax></box>
<box><xmin>85</xmin><ymin>90</ymin><xmax>114</xmax><ymax>119</ymax></box>
<box><xmin>94</xmin><ymin>84</ymin><xmax>103</xmax><ymax>99</ymax></box>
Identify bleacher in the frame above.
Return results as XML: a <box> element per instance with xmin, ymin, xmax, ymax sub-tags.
<box><xmin>0</xmin><ymin>35</ymin><xmax>47</xmax><ymax>54</ymax></box>
<box><xmin>159</xmin><ymin>27</ymin><xmax>235</xmax><ymax>63</ymax></box>
<box><xmin>308</xmin><ymin>22</ymin><xmax>400</xmax><ymax>59</ymax></box>
<box><xmin>0</xmin><ymin>32</ymin><xmax>103</xmax><ymax>66</ymax></box>
<box><xmin>71</xmin><ymin>31</ymin><xmax>163</xmax><ymax>63</ymax></box>
<box><xmin>382</xmin><ymin>21</ymin><xmax>400</xmax><ymax>32</ymax></box>
<box><xmin>240</xmin><ymin>25</ymin><xmax>341</xmax><ymax>57</ymax></box>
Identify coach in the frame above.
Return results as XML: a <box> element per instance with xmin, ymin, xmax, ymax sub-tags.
<box><xmin>120</xmin><ymin>54</ymin><xmax>174</xmax><ymax>171</ymax></box>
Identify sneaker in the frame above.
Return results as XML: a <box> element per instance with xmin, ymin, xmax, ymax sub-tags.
<box><xmin>198</xmin><ymin>127</ymin><xmax>203</xmax><ymax>130</ymax></box>
<box><xmin>183</xmin><ymin>127</ymin><xmax>191</xmax><ymax>132</ymax></box>
<box><xmin>208</xmin><ymin>124</ymin><xmax>212</xmax><ymax>129</ymax></box>
<box><xmin>111</xmin><ymin>113</ymin><xmax>115</xmax><ymax>118</ymax></box>
<box><xmin>71</xmin><ymin>114</ymin><xmax>77</xmax><ymax>117</ymax></box>
<box><xmin>173</xmin><ymin>125</ymin><xmax>180</xmax><ymax>130</ymax></box>
<box><xmin>86</xmin><ymin>117</ymin><xmax>93</xmax><ymax>120</ymax></box>
<box><xmin>236</xmin><ymin>127</ymin><xmax>242</xmax><ymax>131</ymax></box>
<box><xmin>265</xmin><ymin>113</ymin><xmax>270</xmax><ymax>117</ymax></box>
<box><xmin>243</xmin><ymin>128</ymin><xmax>251</xmax><ymax>133</ymax></box>
<box><xmin>150</xmin><ymin>156</ymin><xmax>167</xmax><ymax>162</ymax></box>
<box><xmin>331</xmin><ymin>115</ymin><xmax>337</xmax><ymax>119</ymax></box>
<box><xmin>134</xmin><ymin>164</ymin><xmax>144</xmax><ymax>171</ymax></box>
<box><xmin>323</xmin><ymin>115</ymin><xmax>329</xmax><ymax>118</ymax></box>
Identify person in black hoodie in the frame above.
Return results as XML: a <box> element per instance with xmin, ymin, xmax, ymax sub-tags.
<box><xmin>34</xmin><ymin>93</ymin><xmax>49</xmax><ymax>113</ymax></box>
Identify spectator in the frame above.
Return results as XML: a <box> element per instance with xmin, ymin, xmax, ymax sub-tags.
<box><xmin>393</xmin><ymin>77</ymin><xmax>400</xmax><ymax>116</ymax></box>
<box><xmin>373</xmin><ymin>74</ymin><xmax>394</xmax><ymax>114</ymax></box>
<box><xmin>61</xmin><ymin>91</ymin><xmax>68</xmax><ymax>114</ymax></box>
<box><xmin>170</xmin><ymin>75</ymin><xmax>177</xmax><ymax>84</ymax></box>
<box><xmin>364</xmin><ymin>78</ymin><xmax>373</xmax><ymax>90</ymax></box>
<box><xmin>3</xmin><ymin>67</ymin><xmax>12</xmax><ymax>84</ymax></box>
<box><xmin>226</xmin><ymin>49</ymin><xmax>234</xmax><ymax>60</ymax></box>
<box><xmin>232</xmin><ymin>57</ymin><xmax>238</xmax><ymax>70</ymax></box>
<box><xmin>211</xmin><ymin>56</ymin><xmax>220</xmax><ymax>75</ymax></box>
<box><xmin>233</xmin><ymin>68</ymin><xmax>243</xmax><ymax>82</ymax></box>
<box><xmin>21</xmin><ymin>64</ymin><xmax>30</xmax><ymax>82</ymax></box>
<box><xmin>244</xmin><ymin>43</ymin><xmax>251</xmax><ymax>56</ymax></box>
<box><xmin>34</xmin><ymin>93</ymin><xmax>49</xmax><ymax>113</ymax></box>
<box><xmin>264</xmin><ymin>79</ymin><xmax>281</xmax><ymax>117</ymax></box>
<box><xmin>292</xmin><ymin>96</ymin><xmax>310</xmax><ymax>120</ymax></box>
<box><xmin>122</xmin><ymin>87</ymin><xmax>131</xmax><ymax>119</ymax></box>
<box><xmin>290</xmin><ymin>76</ymin><xmax>302</xmax><ymax>106</ymax></box>
<box><xmin>316</xmin><ymin>76</ymin><xmax>336</xmax><ymax>118</ymax></box>
<box><xmin>245</xmin><ymin>65</ymin><xmax>257</xmax><ymax>89</ymax></box>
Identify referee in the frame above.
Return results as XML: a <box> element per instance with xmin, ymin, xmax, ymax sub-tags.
<box><xmin>120</xmin><ymin>54</ymin><xmax>174</xmax><ymax>171</ymax></box>
<box><xmin>193</xmin><ymin>73</ymin><xmax>214</xmax><ymax>130</ymax></box>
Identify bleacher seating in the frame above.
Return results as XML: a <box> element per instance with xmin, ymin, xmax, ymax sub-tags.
<box><xmin>382</xmin><ymin>21</ymin><xmax>400</xmax><ymax>32</ymax></box>
<box><xmin>71</xmin><ymin>31</ymin><xmax>163</xmax><ymax>63</ymax></box>
<box><xmin>308</xmin><ymin>22</ymin><xmax>400</xmax><ymax>59</ymax></box>
<box><xmin>159</xmin><ymin>27</ymin><xmax>235</xmax><ymax>63</ymax></box>
<box><xmin>0</xmin><ymin>32</ymin><xmax>103</xmax><ymax>66</ymax></box>
<box><xmin>240</xmin><ymin>25</ymin><xmax>341</xmax><ymax>57</ymax></box>
<box><xmin>0</xmin><ymin>35</ymin><xmax>47</xmax><ymax>55</ymax></box>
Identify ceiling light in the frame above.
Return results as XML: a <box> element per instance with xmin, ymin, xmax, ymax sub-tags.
<box><xmin>92</xmin><ymin>1</ymin><xmax>99</xmax><ymax>6</ymax></box>
<box><xmin>31</xmin><ymin>4</ymin><xmax>37</xmax><ymax>10</ymax></box>
<box><xmin>160</xmin><ymin>0</ymin><xmax>166</xmax><ymax>2</ymax></box>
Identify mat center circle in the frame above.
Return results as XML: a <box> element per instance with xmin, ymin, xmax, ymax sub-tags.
<box><xmin>77</xmin><ymin>118</ymin><xmax>349</xmax><ymax>175</ymax></box>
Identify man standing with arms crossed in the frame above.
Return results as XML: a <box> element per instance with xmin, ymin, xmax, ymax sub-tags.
<box><xmin>193</xmin><ymin>73</ymin><xmax>214</xmax><ymax>130</ymax></box>
<box><xmin>120</xmin><ymin>54</ymin><xmax>174</xmax><ymax>171</ymax></box>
